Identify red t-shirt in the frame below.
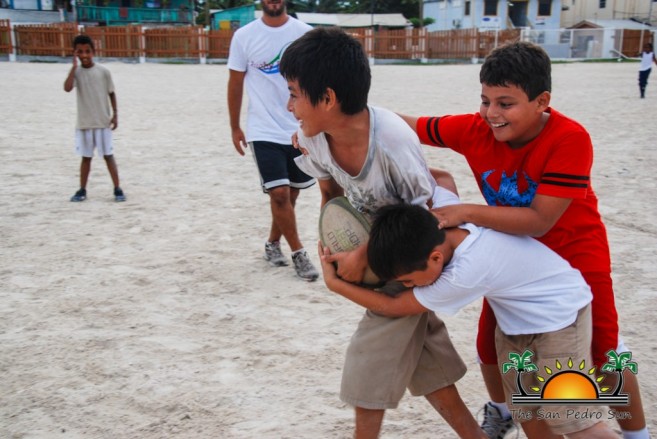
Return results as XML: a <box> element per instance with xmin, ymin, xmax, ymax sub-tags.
<box><xmin>417</xmin><ymin>108</ymin><xmax>611</xmax><ymax>274</ymax></box>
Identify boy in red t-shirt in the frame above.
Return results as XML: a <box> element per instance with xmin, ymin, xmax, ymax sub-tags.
<box><xmin>401</xmin><ymin>42</ymin><xmax>648</xmax><ymax>439</ymax></box>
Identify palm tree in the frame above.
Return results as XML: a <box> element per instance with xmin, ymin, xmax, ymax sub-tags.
<box><xmin>502</xmin><ymin>349</ymin><xmax>538</xmax><ymax>396</ymax></box>
<box><xmin>601</xmin><ymin>349</ymin><xmax>638</xmax><ymax>396</ymax></box>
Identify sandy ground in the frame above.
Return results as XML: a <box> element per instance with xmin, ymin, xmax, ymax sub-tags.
<box><xmin>0</xmin><ymin>59</ymin><xmax>655</xmax><ymax>438</ymax></box>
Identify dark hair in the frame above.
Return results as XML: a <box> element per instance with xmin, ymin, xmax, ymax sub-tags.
<box><xmin>480</xmin><ymin>41</ymin><xmax>551</xmax><ymax>101</ymax></box>
<box><xmin>279</xmin><ymin>27</ymin><xmax>370</xmax><ymax>115</ymax></box>
<box><xmin>368</xmin><ymin>204</ymin><xmax>445</xmax><ymax>281</ymax></box>
<box><xmin>73</xmin><ymin>34</ymin><xmax>94</xmax><ymax>51</ymax></box>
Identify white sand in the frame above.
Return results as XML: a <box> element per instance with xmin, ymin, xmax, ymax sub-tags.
<box><xmin>1</xmin><ymin>60</ymin><xmax>655</xmax><ymax>438</ymax></box>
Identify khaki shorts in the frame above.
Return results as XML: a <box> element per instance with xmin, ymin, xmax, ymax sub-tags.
<box><xmin>496</xmin><ymin>304</ymin><xmax>603</xmax><ymax>435</ymax></box>
<box><xmin>340</xmin><ymin>308</ymin><xmax>466</xmax><ymax>410</ymax></box>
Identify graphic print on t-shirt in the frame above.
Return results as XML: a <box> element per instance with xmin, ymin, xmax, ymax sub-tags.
<box><xmin>250</xmin><ymin>42</ymin><xmax>293</xmax><ymax>74</ymax></box>
<box><xmin>481</xmin><ymin>169</ymin><xmax>538</xmax><ymax>207</ymax></box>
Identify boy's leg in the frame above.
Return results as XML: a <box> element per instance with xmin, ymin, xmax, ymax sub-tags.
<box><xmin>586</xmin><ymin>271</ymin><xmax>648</xmax><ymax>437</ymax></box>
<box><xmin>424</xmin><ymin>384</ymin><xmax>486</xmax><ymax>438</ymax></box>
<box><xmin>80</xmin><ymin>156</ymin><xmax>92</xmax><ymax>189</ymax></box>
<box><xmin>354</xmin><ymin>407</ymin><xmax>385</xmax><ymax>439</ymax></box>
<box><xmin>268</xmin><ymin>185</ymin><xmax>302</xmax><ymax>251</ymax></box>
<box><xmin>103</xmin><ymin>155</ymin><xmax>120</xmax><ymax>188</ymax></box>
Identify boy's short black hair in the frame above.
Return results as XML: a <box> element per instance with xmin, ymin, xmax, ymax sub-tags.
<box><xmin>368</xmin><ymin>204</ymin><xmax>445</xmax><ymax>281</ymax></box>
<box><xmin>73</xmin><ymin>34</ymin><xmax>94</xmax><ymax>51</ymax></box>
<box><xmin>480</xmin><ymin>41</ymin><xmax>551</xmax><ymax>101</ymax></box>
<box><xmin>279</xmin><ymin>27</ymin><xmax>370</xmax><ymax>115</ymax></box>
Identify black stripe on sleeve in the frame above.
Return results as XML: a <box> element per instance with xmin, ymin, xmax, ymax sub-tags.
<box><xmin>543</xmin><ymin>172</ymin><xmax>590</xmax><ymax>181</ymax></box>
<box><xmin>541</xmin><ymin>179</ymin><xmax>589</xmax><ymax>189</ymax></box>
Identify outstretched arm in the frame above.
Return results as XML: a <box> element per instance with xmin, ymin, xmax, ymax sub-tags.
<box><xmin>432</xmin><ymin>193</ymin><xmax>571</xmax><ymax>237</ymax></box>
<box><xmin>397</xmin><ymin>113</ymin><xmax>419</xmax><ymax>133</ymax></box>
<box><xmin>319</xmin><ymin>243</ymin><xmax>428</xmax><ymax>317</ymax></box>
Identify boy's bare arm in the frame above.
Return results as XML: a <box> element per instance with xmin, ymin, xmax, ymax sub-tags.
<box><xmin>227</xmin><ymin>69</ymin><xmax>247</xmax><ymax>155</ymax></box>
<box><xmin>318</xmin><ymin>178</ymin><xmax>344</xmax><ymax>208</ymax></box>
<box><xmin>64</xmin><ymin>55</ymin><xmax>77</xmax><ymax>92</ymax></box>
<box><xmin>396</xmin><ymin>113</ymin><xmax>419</xmax><ymax>132</ymax></box>
<box><xmin>109</xmin><ymin>92</ymin><xmax>118</xmax><ymax>130</ymax></box>
<box><xmin>318</xmin><ymin>243</ymin><xmax>427</xmax><ymax>317</ymax></box>
<box><xmin>432</xmin><ymin>193</ymin><xmax>571</xmax><ymax>237</ymax></box>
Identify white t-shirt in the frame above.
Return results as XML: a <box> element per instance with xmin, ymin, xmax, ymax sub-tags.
<box><xmin>413</xmin><ymin>223</ymin><xmax>592</xmax><ymax>335</ymax></box>
<box><xmin>294</xmin><ymin>106</ymin><xmax>437</xmax><ymax>221</ymax></box>
<box><xmin>74</xmin><ymin>63</ymin><xmax>115</xmax><ymax>129</ymax></box>
<box><xmin>227</xmin><ymin>17</ymin><xmax>311</xmax><ymax>144</ymax></box>
<box><xmin>640</xmin><ymin>51</ymin><xmax>654</xmax><ymax>71</ymax></box>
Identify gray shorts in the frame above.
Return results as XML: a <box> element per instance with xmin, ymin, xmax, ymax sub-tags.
<box><xmin>497</xmin><ymin>304</ymin><xmax>603</xmax><ymax>435</ymax></box>
<box><xmin>340</xmin><ymin>308</ymin><xmax>467</xmax><ymax>410</ymax></box>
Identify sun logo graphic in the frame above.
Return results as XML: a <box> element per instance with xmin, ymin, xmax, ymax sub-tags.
<box><xmin>502</xmin><ymin>349</ymin><xmax>637</xmax><ymax>406</ymax></box>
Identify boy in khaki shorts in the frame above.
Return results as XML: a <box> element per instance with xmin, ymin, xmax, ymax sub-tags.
<box><xmin>280</xmin><ymin>28</ymin><xmax>483</xmax><ymax>438</ymax></box>
<box><xmin>320</xmin><ymin>200</ymin><xmax>618</xmax><ymax>438</ymax></box>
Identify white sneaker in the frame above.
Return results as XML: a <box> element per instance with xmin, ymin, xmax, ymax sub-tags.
<box><xmin>264</xmin><ymin>241</ymin><xmax>289</xmax><ymax>267</ymax></box>
<box><xmin>292</xmin><ymin>250</ymin><xmax>319</xmax><ymax>282</ymax></box>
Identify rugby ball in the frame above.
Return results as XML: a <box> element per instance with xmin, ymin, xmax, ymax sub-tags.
<box><xmin>319</xmin><ymin>197</ymin><xmax>381</xmax><ymax>286</ymax></box>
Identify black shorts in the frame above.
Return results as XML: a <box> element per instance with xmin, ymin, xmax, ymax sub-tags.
<box><xmin>250</xmin><ymin>141</ymin><xmax>315</xmax><ymax>193</ymax></box>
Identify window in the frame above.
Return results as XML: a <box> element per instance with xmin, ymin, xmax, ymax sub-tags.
<box><xmin>599</xmin><ymin>0</ymin><xmax>606</xmax><ymax>8</ymax></box>
<box><xmin>484</xmin><ymin>0</ymin><xmax>498</xmax><ymax>15</ymax></box>
<box><xmin>465</xmin><ymin>0</ymin><xmax>471</xmax><ymax>16</ymax></box>
<box><xmin>538</xmin><ymin>0</ymin><xmax>551</xmax><ymax>16</ymax></box>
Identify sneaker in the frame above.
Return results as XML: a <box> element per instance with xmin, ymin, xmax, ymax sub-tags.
<box><xmin>70</xmin><ymin>188</ymin><xmax>87</xmax><ymax>202</ymax></box>
<box><xmin>480</xmin><ymin>402</ymin><xmax>517</xmax><ymax>439</ymax></box>
<box><xmin>114</xmin><ymin>187</ymin><xmax>126</xmax><ymax>202</ymax></box>
<box><xmin>292</xmin><ymin>250</ymin><xmax>319</xmax><ymax>282</ymax></box>
<box><xmin>264</xmin><ymin>241</ymin><xmax>289</xmax><ymax>267</ymax></box>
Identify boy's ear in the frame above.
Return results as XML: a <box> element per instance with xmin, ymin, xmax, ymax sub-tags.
<box><xmin>324</xmin><ymin>88</ymin><xmax>338</xmax><ymax>109</ymax></box>
<box><xmin>535</xmin><ymin>91</ymin><xmax>551</xmax><ymax>110</ymax></box>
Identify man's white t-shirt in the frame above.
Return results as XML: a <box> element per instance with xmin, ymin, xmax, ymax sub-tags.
<box><xmin>413</xmin><ymin>223</ymin><xmax>592</xmax><ymax>335</ymax></box>
<box><xmin>294</xmin><ymin>106</ymin><xmax>437</xmax><ymax>221</ymax></box>
<box><xmin>227</xmin><ymin>17</ymin><xmax>311</xmax><ymax>144</ymax></box>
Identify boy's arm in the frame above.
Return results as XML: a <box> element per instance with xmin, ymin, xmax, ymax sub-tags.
<box><xmin>109</xmin><ymin>92</ymin><xmax>118</xmax><ymax>130</ymax></box>
<box><xmin>319</xmin><ymin>243</ymin><xmax>428</xmax><ymax>317</ymax></box>
<box><xmin>63</xmin><ymin>55</ymin><xmax>77</xmax><ymax>92</ymax></box>
<box><xmin>317</xmin><ymin>179</ymin><xmax>370</xmax><ymax>283</ymax></box>
<box><xmin>432</xmin><ymin>194</ymin><xmax>571</xmax><ymax>237</ymax></box>
<box><xmin>396</xmin><ymin>113</ymin><xmax>419</xmax><ymax>132</ymax></box>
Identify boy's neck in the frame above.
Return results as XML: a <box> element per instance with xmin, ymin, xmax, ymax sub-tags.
<box><xmin>325</xmin><ymin>108</ymin><xmax>370</xmax><ymax>176</ymax></box>
<box><xmin>436</xmin><ymin>227</ymin><xmax>469</xmax><ymax>266</ymax></box>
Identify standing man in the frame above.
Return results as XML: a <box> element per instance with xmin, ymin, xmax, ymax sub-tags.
<box><xmin>227</xmin><ymin>0</ymin><xmax>319</xmax><ymax>281</ymax></box>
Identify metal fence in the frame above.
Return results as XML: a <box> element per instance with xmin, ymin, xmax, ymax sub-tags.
<box><xmin>1</xmin><ymin>22</ymin><xmax>653</xmax><ymax>62</ymax></box>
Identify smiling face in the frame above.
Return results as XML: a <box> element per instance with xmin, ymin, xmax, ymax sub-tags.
<box><xmin>261</xmin><ymin>0</ymin><xmax>285</xmax><ymax>17</ymax></box>
<box><xmin>480</xmin><ymin>83</ymin><xmax>550</xmax><ymax>148</ymax></box>
<box><xmin>74</xmin><ymin>43</ymin><xmax>95</xmax><ymax>68</ymax></box>
<box><xmin>286</xmin><ymin>79</ymin><xmax>326</xmax><ymax>137</ymax></box>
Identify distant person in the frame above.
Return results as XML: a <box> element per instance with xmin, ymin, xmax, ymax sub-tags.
<box><xmin>638</xmin><ymin>42</ymin><xmax>657</xmax><ymax>98</ymax></box>
<box><xmin>227</xmin><ymin>0</ymin><xmax>318</xmax><ymax>281</ymax></box>
<box><xmin>64</xmin><ymin>34</ymin><xmax>125</xmax><ymax>203</ymax></box>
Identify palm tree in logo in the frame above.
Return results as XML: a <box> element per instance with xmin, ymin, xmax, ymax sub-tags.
<box><xmin>502</xmin><ymin>350</ymin><xmax>538</xmax><ymax>396</ymax></box>
<box><xmin>600</xmin><ymin>350</ymin><xmax>638</xmax><ymax>396</ymax></box>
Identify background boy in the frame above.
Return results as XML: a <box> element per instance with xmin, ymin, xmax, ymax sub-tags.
<box><xmin>401</xmin><ymin>41</ymin><xmax>648</xmax><ymax>439</ymax></box>
<box><xmin>280</xmin><ymin>27</ymin><xmax>484</xmax><ymax>438</ymax></box>
<box><xmin>227</xmin><ymin>0</ymin><xmax>318</xmax><ymax>281</ymax></box>
<box><xmin>318</xmin><ymin>200</ymin><xmax>618</xmax><ymax>439</ymax></box>
<box><xmin>64</xmin><ymin>34</ymin><xmax>125</xmax><ymax>203</ymax></box>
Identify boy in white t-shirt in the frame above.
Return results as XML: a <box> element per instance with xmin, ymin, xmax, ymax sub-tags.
<box><xmin>319</xmin><ymin>199</ymin><xmax>618</xmax><ymax>439</ymax></box>
<box><xmin>280</xmin><ymin>27</ymin><xmax>484</xmax><ymax>438</ymax></box>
